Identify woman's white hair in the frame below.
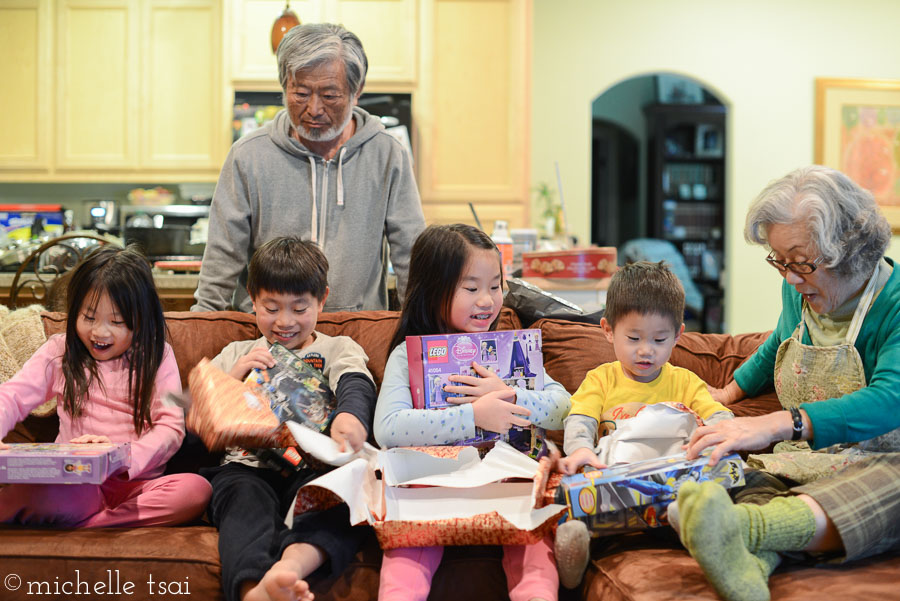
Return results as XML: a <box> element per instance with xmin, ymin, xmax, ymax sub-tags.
<box><xmin>744</xmin><ymin>165</ymin><xmax>891</xmax><ymax>276</ymax></box>
<box><xmin>276</xmin><ymin>23</ymin><xmax>367</xmax><ymax>96</ymax></box>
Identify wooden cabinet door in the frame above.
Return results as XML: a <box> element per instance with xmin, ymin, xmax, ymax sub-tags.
<box><xmin>329</xmin><ymin>0</ymin><xmax>417</xmax><ymax>86</ymax></box>
<box><xmin>55</xmin><ymin>0</ymin><xmax>139</xmax><ymax>170</ymax></box>
<box><xmin>0</xmin><ymin>0</ymin><xmax>51</xmax><ymax>171</ymax></box>
<box><xmin>417</xmin><ymin>0</ymin><xmax>530</xmax><ymax>226</ymax></box>
<box><xmin>141</xmin><ymin>0</ymin><xmax>224</xmax><ymax>170</ymax></box>
<box><xmin>229</xmin><ymin>0</ymin><xmax>323</xmax><ymax>88</ymax></box>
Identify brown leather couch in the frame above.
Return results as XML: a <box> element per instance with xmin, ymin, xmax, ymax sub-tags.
<box><xmin>2</xmin><ymin>309</ymin><xmax>898</xmax><ymax>601</ymax></box>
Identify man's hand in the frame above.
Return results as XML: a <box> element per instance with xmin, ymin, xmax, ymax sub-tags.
<box><xmin>558</xmin><ymin>447</ymin><xmax>607</xmax><ymax>475</ymax></box>
<box><xmin>229</xmin><ymin>347</ymin><xmax>275</xmax><ymax>381</ymax></box>
<box><xmin>466</xmin><ymin>389</ymin><xmax>531</xmax><ymax>434</ymax></box>
<box><xmin>70</xmin><ymin>434</ymin><xmax>112</xmax><ymax>444</ymax></box>
<box><xmin>330</xmin><ymin>412</ymin><xmax>367</xmax><ymax>452</ymax></box>
<box><xmin>443</xmin><ymin>362</ymin><xmax>513</xmax><ymax>403</ymax></box>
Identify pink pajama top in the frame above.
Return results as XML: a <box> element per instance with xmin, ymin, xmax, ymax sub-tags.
<box><xmin>0</xmin><ymin>335</ymin><xmax>184</xmax><ymax>480</ymax></box>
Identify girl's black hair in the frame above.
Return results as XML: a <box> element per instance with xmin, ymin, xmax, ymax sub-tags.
<box><xmin>389</xmin><ymin>224</ymin><xmax>502</xmax><ymax>352</ymax></box>
<box><xmin>62</xmin><ymin>244</ymin><xmax>167</xmax><ymax>435</ymax></box>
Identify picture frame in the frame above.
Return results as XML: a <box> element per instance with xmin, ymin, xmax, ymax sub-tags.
<box><xmin>815</xmin><ymin>77</ymin><xmax>900</xmax><ymax>232</ymax></box>
<box><xmin>694</xmin><ymin>124</ymin><xmax>723</xmax><ymax>158</ymax></box>
<box><xmin>656</xmin><ymin>74</ymin><xmax>705</xmax><ymax>104</ymax></box>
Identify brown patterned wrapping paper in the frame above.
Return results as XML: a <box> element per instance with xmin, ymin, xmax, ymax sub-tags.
<box><xmin>187</xmin><ymin>358</ymin><xmax>285</xmax><ymax>451</ymax></box>
<box><xmin>373</xmin><ymin>509</ymin><xmax>565</xmax><ymax>549</ymax></box>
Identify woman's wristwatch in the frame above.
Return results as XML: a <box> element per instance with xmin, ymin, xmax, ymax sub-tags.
<box><xmin>789</xmin><ymin>407</ymin><xmax>804</xmax><ymax>440</ymax></box>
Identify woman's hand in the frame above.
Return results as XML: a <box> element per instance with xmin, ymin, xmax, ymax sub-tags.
<box><xmin>229</xmin><ymin>347</ymin><xmax>275</xmax><ymax>381</ymax></box>
<box><xmin>558</xmin><ymin>447</ymin><xmax>607</xmax><ymax>475</ymax></box>
<box><xmin>330</xmin><ymin>412</ymin><xmax>367</xmax><ymax>452</ymax></box>
<box><xmin>707</xmin><ymin>380</ymin><xmax>745</xmax><ymax>406</ymax></box>
<box><xmin>443</xmin><ymin>362</ymin><xmax>512</xmax><ymax>403</ymax></box>
<box><xmin>465</xmin><ymin>389</ymin><xmax>531</xmax><ymax>433</ymax></box>
<box><xmin>70</xmin><ymin>434</ymin><xmax>112</xmax><ymax>444</ymax></box>
<box><xmin>685</xmin><ymin>411</ymin><xmax>793</xmax><ymax>465</ymax></box>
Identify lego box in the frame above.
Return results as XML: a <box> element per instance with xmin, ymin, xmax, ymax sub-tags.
<box><xmin>244</xmin><ymin>342</ymin><xmax>337</xmax><ymax>433</ymax></box>
<box><xmin>556</xmin><ymin>452</ymin><xmax>744</xmax><ymax>536</ymax></box>
<box><xmin>407</xmin><ymin>329</ymin><xmax>544</xmax><ymax>449</ymax></box>
<box><xmin>0</xmin><ymin>442</ymin><xmax>131</xmax><ymax>485</ymax></box>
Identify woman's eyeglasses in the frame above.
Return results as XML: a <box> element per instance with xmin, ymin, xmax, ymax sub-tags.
<box><xmin>765</xmin><ymin>252</ymin><xmax>823</xmax><ymax>274</ymax></box>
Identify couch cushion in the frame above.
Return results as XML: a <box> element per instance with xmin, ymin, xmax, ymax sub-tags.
<box><xmin>580</xmin><ymin>533</ymin><xmax>900</xmax><ymax>601</ymax></box>
<box><xmin>0</xmin><ymin>526</ymin><xmax>223</xmax><ymax>601</ymax></box>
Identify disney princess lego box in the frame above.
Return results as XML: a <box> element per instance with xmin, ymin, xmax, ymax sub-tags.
<box><xmin>0</xmin><ymin>442</ymin><xmax>131</xmax><ymax>485</ymax></box>
<box><xmin>406</xmin><ymin>329</ymin><xmax>544</xmax><ymax>449</ymax></box>
<box><xmin>556</xmin><ymin>452</ymin><xmax>745</xmax><ymax>535</ymax></box>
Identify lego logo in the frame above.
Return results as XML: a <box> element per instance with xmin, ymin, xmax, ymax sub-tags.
<box><xmin>428</xmin><ymin>347</ymin><xmax>448</xmax><ymax>358</ymax></box>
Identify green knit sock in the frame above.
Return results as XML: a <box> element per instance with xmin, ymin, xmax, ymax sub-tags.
<box><xmin>678</xmin><ymin>481</ymin><xmax>775</xmax><ymax>601</ymax></box>
<box><xmin>736</xmin><ymin>496</ymin><xmax>817</xmax><ymax>553</ymax></box>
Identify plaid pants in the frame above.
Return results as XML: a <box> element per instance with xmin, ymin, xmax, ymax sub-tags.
<box><xmin>735</xmin><ymin>453</ymin><xmax>900</xmax><ymax>561</ymax></box>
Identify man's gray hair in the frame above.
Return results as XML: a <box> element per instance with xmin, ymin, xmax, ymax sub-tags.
<box><xmin>276</xmin><ymin>23</ymin><xmax>367</xmax><ymax>95</ymax></box>
<box><xmin>745</xmin><ymin>165</ymin><xmax>891</xmax><ymax>276</ymax></box>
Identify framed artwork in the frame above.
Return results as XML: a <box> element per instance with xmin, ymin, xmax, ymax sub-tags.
<box><xmin>695</xmin><ymin>124</ymin><xmax>724</xmax><ymax>158</ymax></box>
<box><xmin>815</xmin><ymin>78</ymin><xmax>900</xmax><ymax>231</ymax></box>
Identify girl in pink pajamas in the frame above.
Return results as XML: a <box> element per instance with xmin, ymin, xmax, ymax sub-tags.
<box><xmin>0</xmin><ymin>245</ymin><xmax>211</xmax><ymax>527</ymax></box>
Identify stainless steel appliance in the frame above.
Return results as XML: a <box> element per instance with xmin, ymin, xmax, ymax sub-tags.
<box><xmin>119</xmin><ymin>204</ymin><xmax>209</xmax><ymax>263</ymax></box>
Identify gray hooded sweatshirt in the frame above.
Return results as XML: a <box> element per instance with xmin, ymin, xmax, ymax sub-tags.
<box><xmin>192</xmin><ymin>107</ymin><xmax>425</xmax><ymax>313</ymax></box>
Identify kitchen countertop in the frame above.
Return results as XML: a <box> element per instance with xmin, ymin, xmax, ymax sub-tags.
<box><xmin>0</xmin><ymin>272</ymin><xmax>199</xmax><ymax>291</ymax></box>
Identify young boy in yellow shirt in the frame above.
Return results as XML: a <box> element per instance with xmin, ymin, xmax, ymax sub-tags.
<box><xmin>556</xmin><ymin>261</ymin><xmax>732</xmax><ymax>587</ymax></box>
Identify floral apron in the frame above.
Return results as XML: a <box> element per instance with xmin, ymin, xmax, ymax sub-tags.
<box><xmin>748</xmin><ymin>262</ymin><xmax>900</xmax><ymax>483</ymax></box>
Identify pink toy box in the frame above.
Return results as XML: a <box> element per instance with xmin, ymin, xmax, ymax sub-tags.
<box><xmin>0</xmin><ymin>442</ymin><xmax>131</xmax><ymax>485</ymax></box>
<box><xmin>406</xmin><ymin>329</ymin><xmax>544</xmax><ymax>448</ymax></box>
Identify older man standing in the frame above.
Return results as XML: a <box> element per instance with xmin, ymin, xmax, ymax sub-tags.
<box><xmin>192</xmin><ymin>23</ymin><xmax>425</xmax><ymax>313</ymax></box>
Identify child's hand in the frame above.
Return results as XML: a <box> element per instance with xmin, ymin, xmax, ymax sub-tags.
<box><xmin>558</xmin><ymin>447</ymin><xmax>607</xmax><ymax>475</ymax></box>
<box><xmin>70</xmin><ymin>434</ymin><xmax>112</xmax><ymax>444</ymax></box>
<box><xmin>330</xmin><ymin>412</ymin><xmax>367</xmax><ymax>452</ymax></box>
<box><xmin>229</xmin><ymin>347</ymin><xmax>275</xmax><ymax>381</ymax></box>
<box><xmin>467</xmin><ymin>389</ymin><xmax>531</xmax><ymax>434</ymax></box>
<box><xmin>443</xmin><ymin>362</ymin><xmax>512</xmax><ymax>402</ymax></box>
<box><xmin>0</xmin><ymin>440</ymin><xmax>8</xmax><ymax>450</ymax></box>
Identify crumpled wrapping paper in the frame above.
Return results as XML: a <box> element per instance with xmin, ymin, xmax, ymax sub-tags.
<box><xmin>187</xmin><ymin>358</ymin><xmax>292</xmax><ymax>451</ymax></box>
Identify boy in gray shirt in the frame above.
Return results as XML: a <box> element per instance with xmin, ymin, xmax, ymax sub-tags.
<box><xmin>202</xmin><ymin>237</ymin><xmax>376</xmax><ymax>601</ymax></box>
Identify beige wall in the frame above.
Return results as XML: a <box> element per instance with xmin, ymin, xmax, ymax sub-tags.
<box><xmin>532</xmin><ymin>0</ymin><xmax>900</xmax><ymax>334</ymax></box>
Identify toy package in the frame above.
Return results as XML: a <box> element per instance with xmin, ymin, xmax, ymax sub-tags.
<box><xmin>556</xmin><ymin>452</ymin><xmax>745</xmax><ymax>536</ymax></box>
<box><xmin>0</xmin><ymin>442</ymin><xmax>131</xmax><ymax>485</ymax></box>
<box><xmin>406</xmin><ymin>329</ymin><xmax>544</xmax><ymax>452</ymax></box>
<box><xmin>244</xmin><ymin>342</ymin><xmax>337</xmax><ymax>433</ymax></box>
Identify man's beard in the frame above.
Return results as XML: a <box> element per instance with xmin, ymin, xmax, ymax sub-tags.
<box><xmin>290</xmin><ymin>105</ymin><xmax>354</xmax><ymax>143</ymax></box>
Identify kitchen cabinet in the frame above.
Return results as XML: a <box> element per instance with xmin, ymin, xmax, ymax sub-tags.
<box><xmin>0</xmin><ymin>0</ymin><xmax>52</xmax><ymax>171</ymax></box>
<box><xmin>227</xmin><ymin>0</ymin><xmax>531</xmax><ymax>227</ymax></box>
<box><xmin>417</xmin><ymin>0</ymin><xmax>530</xmax><ymax>227</ymax></box>
<box><xmin>228</xmin><ymin>0</ymin><xmax>417</xmax><ymax>89</ymax></box>
<box><xmin>0</xmin><ymin>0</ymin><xmax>226</xmax><ymax>181</ymax></box>
<box><xmin>644</xmin><ymin>103</ymin><xmax>726</xmax><ymax>333</ymax></box>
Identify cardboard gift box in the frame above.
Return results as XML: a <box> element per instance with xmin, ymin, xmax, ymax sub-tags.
<box><xmin>406</xmin><ymin>329</ymin><xmax>544</xmax><ymax>450</ymax></box>
<box><xmin>0</xmin><ymin>442</ymin><xmax>130</xmax><ymax>485</ymax></box>
<box><xmin>288</xmin><ymin>432</ymin><xmax>566</xmax><ymax>550</ymax></box>
<box><xmin>522</xmin><ymin>247</ymin><xmax>617</xmax><ymax>279</ymax></box>
<box><xmin>556</xmin><ymin>452</ymin><xmax>744</xmax><ymax>536</ymax></box>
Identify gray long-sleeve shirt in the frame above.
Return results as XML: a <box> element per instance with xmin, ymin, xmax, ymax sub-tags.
<box><xmin>193</xmin><ymin>107</ymin><xmax>425</xmax><ymax>313</ymax></box>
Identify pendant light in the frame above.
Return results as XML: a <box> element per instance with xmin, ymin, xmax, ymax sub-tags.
<box><xmin>271</xmin><ymin>2</ymin><xmax>301</xmax><ymax>54</ymax></box>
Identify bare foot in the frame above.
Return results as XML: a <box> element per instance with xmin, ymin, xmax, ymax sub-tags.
<box><xmin>243</xmin><ymin>562</ymin><xmax>314</xmax><ymax>601</ymax></box>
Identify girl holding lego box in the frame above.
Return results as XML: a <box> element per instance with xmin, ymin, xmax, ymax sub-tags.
<box><xmin>0</xmin><ymin>245</ymin><xmax>211</xmax><ymax>527</ymax></box>
<box><xmin>374</xmin><ymin>224</ymin><xmax>572</xmax><ymax>601</ymax></box>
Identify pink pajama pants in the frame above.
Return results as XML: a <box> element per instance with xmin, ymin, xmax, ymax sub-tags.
<box><xmin>0</xmin><ymin>473</ymin><xmax>211</xmax><ymax>527</ymax></box>
<box><xmin>378</xmin><ymin>537</ymin><xmax>558</xmax><ymax>601</ymax></box>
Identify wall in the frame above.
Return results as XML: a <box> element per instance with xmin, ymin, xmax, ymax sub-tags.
<box><xmin>533</xmin><ymin>0</ymin><xmax>900</xmax><ymax>334</ymax></box>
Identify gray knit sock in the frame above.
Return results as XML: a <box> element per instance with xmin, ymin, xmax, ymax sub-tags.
<box><xmin>555</xmin><ymin>519</ymin><xmax>591</xmax><ymax>589</ymax></box>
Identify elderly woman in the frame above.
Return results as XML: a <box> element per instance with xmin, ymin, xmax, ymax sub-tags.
<box><xmin>676</xmin><ymin>165</ymin><xmax>900</xmax><ymax>601</ymax></box>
